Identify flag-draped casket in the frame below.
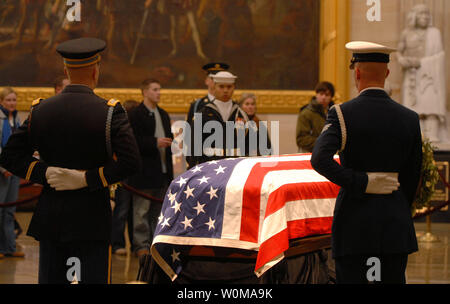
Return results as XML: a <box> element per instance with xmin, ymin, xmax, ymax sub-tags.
<box><xmin>151</xmin><ymin>154</ymin><xmax>340</xmax><ymax>281</ymax></box>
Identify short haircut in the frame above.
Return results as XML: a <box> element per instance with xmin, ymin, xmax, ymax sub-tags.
<box><xmin>122</xmin><ymin>99</ymin><xmax>140</xmax><ymax>112</ymax></box>
<box><xmin>315</xmin><ymin>81</ymin><xmax>335</xmax><ymax>97</ymax></box>
<box><xmin>140</xmin><ymin>78</ymin><xmax>161</xmax><ymax>94</ymax></box>
<box><xmin>54</xmin><ymin>76</ymin><xmax>69</xmax><ymax>89</ymax></box>
<box><xmin>0</xmin><ymin>87</ymin><xmax>16</xmax><ymax>101</ymax></box>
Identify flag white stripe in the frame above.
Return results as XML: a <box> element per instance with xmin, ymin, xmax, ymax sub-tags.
<box><xmin>221</xmin><ymin>155</ymin><xmax>314</xmax><ymax>239</ymax></box>
<box><xmin>260</xmin><ymin>198</ymin><xmax>335</xmax><ymax>244</ymax></box>
<box><xmin>258</xmin><ymin>169</ymin><xmax>331</xmax><ymax>241</ymax></box>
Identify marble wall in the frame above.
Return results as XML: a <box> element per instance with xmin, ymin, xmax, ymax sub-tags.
<box><xmin>350</xmin><ymin>0</ymin><xmax>450</xmax><ymax>112</ymax></box>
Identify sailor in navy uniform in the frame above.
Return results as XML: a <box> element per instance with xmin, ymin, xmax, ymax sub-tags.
<box><xmin>0</xmin><ymin>38</ymin><xmax>140</xmax><ymax>284</ymax></box>
<box><xmin>189</xmin><ymin>71</ymin><xmax>249</xmax><ymax>167</ymax></box>
<box><xmin>311</xmin><ymin>41</ymin><xmax>423</xmax><ymax>284</ymax></box>
<box><xmin>186</xmin><ymin>62</ymin><xmax>229</xmax><ymax>168</ymax></box>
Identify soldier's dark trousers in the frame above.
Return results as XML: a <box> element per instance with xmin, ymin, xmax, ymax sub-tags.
<box><xmin>38</xmin><ymin>240</ymin><xmax>111</xmax><ymax>284</ymax></box>
<box><xmin>335</xmin><ymin>254</ymin><xmax>408</xmax><ymax>284</ymax></box>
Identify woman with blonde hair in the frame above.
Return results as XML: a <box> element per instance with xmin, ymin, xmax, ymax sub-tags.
<box><xmin>0</xmin><ymin>87</ymin><xmax>24</xmax><ymax>258</ymax></box>
<box><xmin>238</xmin><ymin>93</ymin><xmax>271</xmax><ymax>156</ymax></box>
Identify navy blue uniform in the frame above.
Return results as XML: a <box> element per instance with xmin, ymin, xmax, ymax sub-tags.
<box><xmin>311</xmin><ymin>89</ymin><xmax>422</xmax><ymax>282</ymax></box>
<box><xmin>0</xmin><ymin>84</ymin><xmax>140</xmax><ymax>283</ymax></box>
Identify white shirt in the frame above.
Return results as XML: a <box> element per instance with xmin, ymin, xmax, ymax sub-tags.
<box><xmin>213</xmin><ymin>99</ymin><xmax>233</xmax><ymax>122</ymax></box>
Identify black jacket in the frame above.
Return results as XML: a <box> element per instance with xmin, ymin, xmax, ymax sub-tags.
<box><xmin>186</xmin><ymin>95</ymin><xmax>212</xmax><ymax>168</ymax></box>
<box><xmin>0</xmin><ymin>85</ymin><xmax>141</xmax><ymax>242</ymax></box>
<box><xmin>189</xmin><ymin>101</ymin><xmax>249</xmax><ymax>168</ymax></box>
<box><xmin>127</xmin><ymin>102</ymin><xmax>173</xmax><ymax>189</ymax></box>
<box><xmin>311</xmin><ymin>89</ymin><xmax>422</xmax><ymax>258</ymax></box>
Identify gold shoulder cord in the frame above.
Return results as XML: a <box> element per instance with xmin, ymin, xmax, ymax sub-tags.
<box><xmin>334</xmin><ymin>104</ymin><xmax>347</xmax><ymax>153</ymax></box>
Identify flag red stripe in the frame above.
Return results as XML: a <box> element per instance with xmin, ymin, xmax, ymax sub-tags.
<box><xmin>240</xmin><ymin>160</ymin><xmax>316</xmax><ymax>243</ymax></box>
<box><xmin>255</xmin><ymin>217</ymin><xmax>333</xmax><ymax>272</ymax></box>
<box><xmin>264</xmin><ymin>182</ymin><xmax>340</xmax><ymax>218</ymax></box>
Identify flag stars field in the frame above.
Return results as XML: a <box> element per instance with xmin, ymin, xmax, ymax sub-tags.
<box><xmin>206</xmin><ymin>186</ymin><xmax>218</xmax><ymax>200</ymax></box>
<box><xmin>183</xmin><ymin>185</ymin><xmax>195</xmax><ymax>199</ymax></box>
<box><xmin>214</xmin><ymin>165</ymin><xmax>226</xmax><ymax>175</ymax></box>
<box><xmin>197</xmin><ymin>176</ymin><xmax>210</xmax><ymax>185</ymax></box>
<box><xmin>180</xmin><ymin>216</ymin><xmax>193</xmax><ymax>230</ymax></box>
<box><xmin>171</xmin><ymin>200</ymin><xmax>182</xmax><ymax>213</ymax></box>
<box><xmin>193</xmin><ymin>201</ymin><xmax>206</xmax><ymax>215</ymax></box>
<box><xmin>205</xmin><ymin>217</ymin><xmax>216</xmax><ymax>231</ymax></box>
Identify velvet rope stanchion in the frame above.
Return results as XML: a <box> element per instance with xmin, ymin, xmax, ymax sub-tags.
<box><xmin>0</xmin><ymin>194</ymin><xmax>41</xmax><ymax>208</ymax></box>
<box><xmin>120</xmin><ymin>183</ymin><xmax>164</xmax><ymax>204</ymax></box>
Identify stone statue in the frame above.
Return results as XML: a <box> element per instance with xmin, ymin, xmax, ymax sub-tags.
<box><xmin>398</xmin><ymin>4</ymin><xmax>447</xmax><ymax>143</ymax></box>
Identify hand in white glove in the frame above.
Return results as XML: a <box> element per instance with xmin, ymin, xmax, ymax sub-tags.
<box><xmin>46</xmin><ymin>167</ymin><xmax>88</xmax><ymax>191</ymax></box>
<box><xmin>365</xmin><ymin>173</ymin><xmax>400</xmax><ymax>194</ymax></box>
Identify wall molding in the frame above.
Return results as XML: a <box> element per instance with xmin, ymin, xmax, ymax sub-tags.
<box><xmin>14</xmin><ymin>87</ymin><xmax>319</xmax><ymax>114</ymax></box>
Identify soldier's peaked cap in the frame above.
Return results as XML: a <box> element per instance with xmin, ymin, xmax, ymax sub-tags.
<box><xmin>346</xmin><ymin>41</ymin><xmax>396</xmax><ymax>69</ymax></box>
<box><xmin>56</xmin><ymin>37</ymin><xmax>106</xmax><ymax>68</ymax></box>
<box><xmin>202</xmin><ymin>62</ymin><xmax>230</xmax><ymax>75</ymax></box>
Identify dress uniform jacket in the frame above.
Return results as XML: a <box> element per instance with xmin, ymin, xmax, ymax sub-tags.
<box><xmin>311</xmin><ymin>89</ymin><xmax>422</xmax><ymax>258</ymax></box>
<box><xmin>190</xmin><ymin>101</ymin><xmax>249</xmax><ymax>167</ymax></box>
<box><xmin>127</xmin><ymin>102</ymin><xmax>174</xmax><ymax>189</ymax></box>
<box><xmin>0</xmin><ymin>85</ymin><xmax>140</xmax><ymax>243</ymax></box>
<box><xmin>186</xmin><ymin>95</ymin><xmax>212</xmax><ymax>126</ymax></box>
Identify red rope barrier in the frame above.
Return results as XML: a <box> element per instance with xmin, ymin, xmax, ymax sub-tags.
<box><xmin>0</xmin><ymin>194</ymin><xmax>41</xmax><ymax>208</ymax></box>
<box><xmin>120</xmin><ymin>183</ymin><xmax>163</xmax><ymax>203</ymax></box>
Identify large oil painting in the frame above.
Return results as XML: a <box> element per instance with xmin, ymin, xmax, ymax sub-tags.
<box><xmin>0</xmin><ymin>0</ymin><xmax>319</xmax><ymax>90</ymax></box>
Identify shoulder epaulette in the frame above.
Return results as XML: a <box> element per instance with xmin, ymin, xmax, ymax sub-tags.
<box><xmin>32</xmin><ymin>98</ymin><xmax>43</xmax><ymax>107</ymax></box>
<box><xmin>107</xmin><ymin>99</ymin><xmax>120</xmax><ymax>107</ymax></box>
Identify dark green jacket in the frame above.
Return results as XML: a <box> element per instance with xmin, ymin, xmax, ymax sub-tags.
<box><xmin>296</xmin><ymin>97</ymin><xmax>327</xmax><ymax>152</ymax></box>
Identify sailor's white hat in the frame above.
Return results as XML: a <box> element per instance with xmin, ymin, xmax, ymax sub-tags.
<box><xmin>211</xmin><ymin>71</ymin><xmax>237</xmax><ymax>84</ymax></box>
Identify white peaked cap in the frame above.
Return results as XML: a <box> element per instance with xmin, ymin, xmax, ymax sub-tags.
<box><xmin>211</xmin><ymin>71</ymin><xmax>237</xmax><ymax>84</ymax></box>
<box><xmin>345</xmin><ymin>41</ymin><xmax>397</xmax><ymax>54</ymax></box>
<box><xmin>345</xmin><ymin>41</ymin><xmax>397</xmax><ymax>69</ymax></box>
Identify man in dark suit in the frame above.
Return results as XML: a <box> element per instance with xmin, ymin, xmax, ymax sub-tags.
<box><xmin>127</xmin><ymin>78</ymin><xmax>173</xmax><ymax>257</ymax></box>
<box><xmin>0</xmin><ymin>38</ymin><xmax>141</xmax><ymax>283</ymax></box>
<box><xmin>311</xmin><ymin>41</ymin><xmax>423</xmax><ymax>284</ymax></box>
<box><xmin>186</xmin><ymin>62</ymin><xmax>229</xmax><ymax>168</ymax></box>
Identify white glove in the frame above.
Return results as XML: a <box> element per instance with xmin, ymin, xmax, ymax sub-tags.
<box><xmin>46</xmin><ymin>167</ymin><xmax>88</xmax><ymax>191</ymax></box>
<box><xmin>365</xmin><ymin>173</ymin><xmax>400</xmax><ymax>194</ymax></box>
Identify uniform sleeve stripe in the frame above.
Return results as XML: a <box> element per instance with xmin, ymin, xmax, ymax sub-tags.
<box><xmin>25</xmin><ymin>161</ymin><xmax>38</xmax><ymax>181</ymax></box>
<box><xmin>99</xmin><ymin>167</ymin><xmax>108</xmax><ymax>187</ymax></box>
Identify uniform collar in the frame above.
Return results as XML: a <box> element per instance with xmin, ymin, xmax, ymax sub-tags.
<box><xmin>359</xmin><ymin>87</ymin><xmax>389</xmax><ymax>97</ymax></box>
<box><xmin>61</xmin><ymin>84</ymin><xmax>95</xmax><ymax>94</ymax></box>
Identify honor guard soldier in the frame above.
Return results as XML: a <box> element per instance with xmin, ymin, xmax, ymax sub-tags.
<box><xmin>0</xmin><ymin>38</ymin><xmax>141</xmax><ymax>284</ymax></box>
<box><xmin>311</xmin><ymin>41</ymin><xmax>423</xmax><ymax>284</ymax></box>
<box><xmin>185</xmin><ymin>62</ymin><xmax>229</xmax><ymax>168</ymax></box>
<box><xmin>189</xmin><ymin>71</ymin><xmax>249</xmax><ymax>167</ymax></box>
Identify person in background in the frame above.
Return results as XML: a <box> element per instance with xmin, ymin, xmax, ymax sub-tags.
<box><xmin>0</xmin><ymin>87</ymin><xmax>25</xmax><ymax>258</ymax></box>
<box><xmin>127</xmin><ymin>79</ymin><xmax>173</xmax><ymax>258</ymax></box>
<box><xmin>53</xmin><ymin>75</ymin><xmax>70</xmax><ymax>95</ymax></box>
<box><xmin>111</xmin><ymin>99</ymin><xmax>140</xmax><ymax>255</ymax></box>
<box><xmin>238</xmin><ymin>92</ymin><xmax>271</xmax><ymax>156</ymax></box>
<box><xmin>296</xmin><ymin>81</ymin><xmax>335</xmax><ymax>153</ymax></box>
<box><xmin>190</xmin><ymin>71</ymin><xmax>249</xmax><ymax>166</ymax></box>
<box><xmin>186</xmin><ymin>62</ymin><xmax>230</xmax><ymax>168</ymax></box>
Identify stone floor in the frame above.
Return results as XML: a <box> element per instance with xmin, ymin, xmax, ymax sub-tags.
<box><xmin>0</xmin><ymin>212</ymin><xmax>448</xmax><ymax>284</ymax></box>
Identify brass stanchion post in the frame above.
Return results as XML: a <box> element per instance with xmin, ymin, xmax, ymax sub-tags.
<box><xmin>419</xmin><ymin>215</ymin><xmax>439</xmax><ymax>242</ymax></box>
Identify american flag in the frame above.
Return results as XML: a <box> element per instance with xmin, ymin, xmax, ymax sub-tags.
<box><xmin>151</xmin><ymin>154</ymin><xmax>340</xmax><ymax>281</ymax></box>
